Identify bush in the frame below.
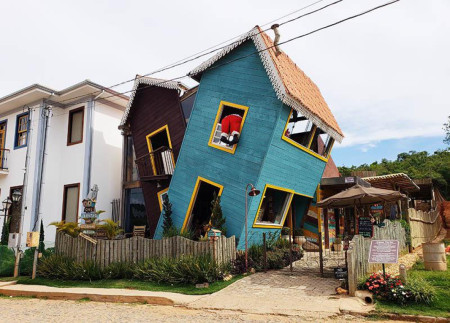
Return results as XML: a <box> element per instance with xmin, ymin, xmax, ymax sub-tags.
<box><xmin>359</xmin><ymin>272</ymin><xmax>435</xmax><ymax>305</ymax></box>
<box><xmin>0</xmin><ymin>246</ymin><xmax>15</xmax><ymax>277</ymax></box>
<box><xmin>231</xmin><ymin>239</ymin><xmax>303</xmax><ymax>274</ymax></box>
<box><xmin>38</xmin><ymin>253</ymin><xmax>228</xmax><ymax>285</ymax></box>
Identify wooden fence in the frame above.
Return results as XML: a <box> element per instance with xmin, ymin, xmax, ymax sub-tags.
<box><xmin>55</xmin><ymin>232</ymin><xmax>236</xmax><ymax>267</ymax></box>
<box><xmin>408</xmin><ymin>208</ymin><xmax>443</xmax><ymax>248</ymax></box>
<box><xmin>347</xmin><ymin>220</ymin><xmax>407</xmax><ymax>296</ymax></box>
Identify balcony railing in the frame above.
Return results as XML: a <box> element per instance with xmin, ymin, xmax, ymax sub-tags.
<box><xmin>135</xmin><ymin>146</ymin><xmax>175</xmax><ymax>181</ymax></box>
<box><xmin>0</xmin><ymin>148</ymin><xmax>9</xmax><ymax>171</ymax></box>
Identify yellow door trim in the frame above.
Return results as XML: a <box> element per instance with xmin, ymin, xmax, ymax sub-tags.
<box><xmin>181</xmin><ymin>176</ymin><xmax>224</xmax><ymax>232</ymax></box>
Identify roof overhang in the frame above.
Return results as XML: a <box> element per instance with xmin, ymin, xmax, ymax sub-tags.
<box><xmin>119</xmin><ymin>76</ymin><xmax>188</xmax><ymax>128</ymax></box>
<box><xmin>363</xmin><ymin>173</ymin><xmax>420</xmax><ymax>194</ymax></box>
<box><xmin>0</xmin><ymin>80</ymin><xmax>129</xmax><ymax>115</ymax></box>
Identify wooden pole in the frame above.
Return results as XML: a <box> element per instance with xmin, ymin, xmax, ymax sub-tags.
<box><xmin>263</xmin><ymin>233</ymin><xmax>267</xmax><ymax>273</ymax></box>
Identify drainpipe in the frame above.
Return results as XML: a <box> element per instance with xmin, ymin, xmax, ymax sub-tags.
<box><xmin>271</xmin><ymin>24</ymin><xmax>282</xmax><ymax>56</ymax></box>
<box><xmin>82</xmin><ymin>91</ymin><xmax>102</xmax><ymax>199</ymax></box>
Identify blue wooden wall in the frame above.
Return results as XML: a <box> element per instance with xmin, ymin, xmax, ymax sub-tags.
<box><xmin>155</xmin><ymin>40</ymin><xmax>328</xmax><ymax>250</ymax></box>
<box><xmin>154</xmin><ymin>40</ymin><xmax>280</xmax><ymax>239</ymax></box>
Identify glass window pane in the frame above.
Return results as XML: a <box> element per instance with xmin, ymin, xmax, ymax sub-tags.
<box><xmin>64</xmin><ymin>186</ymin><xmax>79</xmax><ymax>223</ymax></box>
<box><xmin>284</xmin><ymin>110</ymin><xmax>314</xmax><ymax>147</ymax></box>
<box><xmin>310</xmin><ymin>128</ymin><xmax>333</xmax><ymax>157</ymax></box>
<box><xmin>70</xmin><ymin>111</ymin><xmax>83</xmax><ymax>143</ymax></box>
<box><xmin>256</xmin><ymin>188</ymin><xmax>291</xmax><ymax>225</ymax></box>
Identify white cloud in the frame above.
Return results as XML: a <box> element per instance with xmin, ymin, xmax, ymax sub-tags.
<box><xmin>0</xmin><ymin>0</ymin><xmax>448</xmax><ymax>151</ymax></box>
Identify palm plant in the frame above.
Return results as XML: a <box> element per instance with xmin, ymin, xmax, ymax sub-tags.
<box><xmin>97</xmin><ymin>219</ymin><xmax>122</xmax><ymax>240</ymax></box>
<box><xmin>49</xmin><ymin>221</ymin><xmax>81</xmax><ymax>237</ymax></box>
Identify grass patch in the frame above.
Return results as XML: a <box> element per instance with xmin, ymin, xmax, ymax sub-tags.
<box><xmin>12</xmin><ymin>275</ymin><xmax>243</xmax><ymax>295</ymax></box>
<box><xmin>376</xmin><ymin>251</ymin><xmax>450</xmax><ymax>318</ymax></box>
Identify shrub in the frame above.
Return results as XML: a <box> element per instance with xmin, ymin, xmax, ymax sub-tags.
<box><xmin>281</xmin><ymin>227</ymin><xmax>290</xmax><ymax>235</ymax></box>
<box><xmin>0</xmin><ymin>245</ymin><xmax>15</xmax><ymax>277</ymax></box>
<box><xmin>162</xmin><ymin>194</ymin><xmax>175</xmax><ymax>237</ymax></box>
<box><xmin>231</xmin><ymin>239</ymin><xmax>303</xmax><ymax>274</ymax></box>
<box><xmin>97</xmin><ymin>220</ymin><xmax>123</xmax><ymax>240</ymax></box>
<box><xmin>210</xmin><ymin>192</ymin><xmax>226</xmax><ymax>235</ymax></box>
<box><xmin>50</xmin><ymin>221</ymin><xmax>81</xmax><ymax>237</ymax></box>
<box><xmin>359</xmin><ymin>272</ymin><xmax>435</xmax><ymax>305</ymax></box>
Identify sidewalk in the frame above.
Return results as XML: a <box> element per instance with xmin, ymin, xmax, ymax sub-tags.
<box><xmin>0</xmin><ymin>283</ymin><xmax>203</xmax><ymax>306</ymax></box>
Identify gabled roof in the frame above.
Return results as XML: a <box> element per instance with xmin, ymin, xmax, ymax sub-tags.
<box><xmin>119</xmin><ymin>76</ymin><xmax>187</xmax><ymax>127</ymax></box>
<box><xmin>189</xmin><ymin>26</ymin><xmax>344</xmax><ymax>142</ymax></box>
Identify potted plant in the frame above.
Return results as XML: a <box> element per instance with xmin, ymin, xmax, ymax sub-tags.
<box><xmin>293</xmin><ymin>227</ymin><xmax>306</xmax><ymax>248</ymax></box>
<box><xmin>281</xmin><ymin>227</ymin><xmax>291</xmax><ymax>241</ymax></box>
<box><xmin>333</xmin><ymin>234</ymin><xmax>343</xmax><ymax>252</ymax></box>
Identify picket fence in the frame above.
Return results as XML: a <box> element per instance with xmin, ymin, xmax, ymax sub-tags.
<box><xmin>55</xmin><ymin>232</ymin><xmax>236</xmax><ymax>267</ymax></box>
<box><xmin>408</xmin><ymin>208</ymin><xmax>443</xmax><ymax>248</ymax></box>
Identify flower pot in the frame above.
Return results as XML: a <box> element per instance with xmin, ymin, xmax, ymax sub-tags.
<box><xmin>294</xmin><ymin>235</ymin><xmax>306</xmax><ymax>248</ymax></box>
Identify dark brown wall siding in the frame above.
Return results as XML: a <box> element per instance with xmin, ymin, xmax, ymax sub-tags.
<box><xmin>128</xmin><ymin>85</ymin><xmax>186</xmax><ymax>237</ymax></box>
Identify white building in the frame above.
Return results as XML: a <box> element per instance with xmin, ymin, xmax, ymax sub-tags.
<box><xmin>0</xmin><ymin>80</ymin><xmax>128</xmax><ymax>247</ymax></box>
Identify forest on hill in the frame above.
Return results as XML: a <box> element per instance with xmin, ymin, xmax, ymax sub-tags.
<box><xmin>338</xmin><ymin>149</ymin><xmax>450</xmax><ymax>199</ymax></box>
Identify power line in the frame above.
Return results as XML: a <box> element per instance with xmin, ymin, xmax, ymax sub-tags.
<box><xmin>90</xmin><ymin>0</ymin><xmax>401</xmax><ymax>105</ymax></box>
<box><xmin>57</xmin><ymin>0</ymin><xmax>344</xmax><ymax>104</ymax></box>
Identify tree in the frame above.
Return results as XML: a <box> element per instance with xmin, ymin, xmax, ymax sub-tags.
<box><xmin>444</xmin><ymin>116</ymin><xmax>450</xmax><ymax>145</ymax></box>
<box><xmin>210</xmin><ymin>192</ymin><xmax>227</xmax><ymax>235</ymax></box>
<box><xmin>1</xmin><ymin>217</ymin><xmax>10</xmax><ymax>246</ymax></box>
<box><xmin>162</xmin><ymin>194</ymin><xmax>175</xmax><ymax>236</ymax></box>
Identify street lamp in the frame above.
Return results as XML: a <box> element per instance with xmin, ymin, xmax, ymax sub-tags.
<box><xmin>245</xmin><ymin>183</ymin><xmax>260</xmax><ymax>273</ymax></box>
<box><xmin>12</xmin><ymin>190</ymin><xmax>22</xmax><ymax>203</ymax></box>
<box><xmin>1</xmin><ymin>197</ymin><xmax>12</xmax><ymax>216</ymax></box>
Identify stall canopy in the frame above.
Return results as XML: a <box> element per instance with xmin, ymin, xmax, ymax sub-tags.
<box><xmin>317</xmin><ymin>184</ymin><xmax>406</xmax><ymax>208</ymax></box>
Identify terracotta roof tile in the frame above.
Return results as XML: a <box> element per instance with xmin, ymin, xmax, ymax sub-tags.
<box><xmin>257</xmin><ymin>27</ymin><xmax>343</xmax><ymax>137</ymax></box>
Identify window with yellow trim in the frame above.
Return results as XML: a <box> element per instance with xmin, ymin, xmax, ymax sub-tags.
<box><xmin>209</xmin><ymin>101</ymin><xmax>248</xmax><ymax>154</ymax></box>
<box><xmin>157</xmin><ymin>188</ymin><xmax>169</xmax><ymax>211</ymax></box>
<box><xmin>283</xmin><ymin>110</ymin><xmax>315</xmax><ymax>148</ymax></box>
<box><xmin>254</xmin><ymin>186</ymin><xmax>293</xmax><ymax>227</ymax></box>
<box><xmin>146</xmin><ymin>125</ymin><xmax>175</xmax><ymax>176</ymax></box>
<box><xmin>309</xmin><ymin>128</ymin><xmax>334</xmax><ymax>158</ymax></box>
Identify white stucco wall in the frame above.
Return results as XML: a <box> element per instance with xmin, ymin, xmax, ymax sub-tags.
<box><xmin>0</xmin><ymin>100</ymin><xmax>124</xmax><ymax>247</ymax></box>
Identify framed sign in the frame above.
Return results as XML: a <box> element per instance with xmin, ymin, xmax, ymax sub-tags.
<box><xmin>368</xmin><ymin>240</ymin><xmax>399</xmax><ymax>264</ymax></box>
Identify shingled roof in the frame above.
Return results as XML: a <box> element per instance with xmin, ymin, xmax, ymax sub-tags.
<box><xmin>189</xmin><ymin>26</ymin><xmax>344</xmax><ymax>142</ymax></box>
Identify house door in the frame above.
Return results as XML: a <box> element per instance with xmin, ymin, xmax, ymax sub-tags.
<box><xmin>184</xmin><ymin>178</ymin><xmax>223</xmax><ymax>240</ymax></box>
<box><xmin>0</xmin><ymin>122</ymin><xmax>6</xmax><ymax>167</ymax></box>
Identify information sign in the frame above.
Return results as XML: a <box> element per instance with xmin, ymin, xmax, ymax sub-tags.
<box><xmin>368</xmin><ymin>240</ymin><xmax>399</xmax><ymax>264</ymax></box>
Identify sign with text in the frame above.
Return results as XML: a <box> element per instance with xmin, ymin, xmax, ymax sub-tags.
<box><xmin>358</xmin><ymin>217</ymin><xmax>373</xmax><ymax>238</ymax></box>
<box><xmin>368</xmin><ymin>240</ymin><xmax>399</xmax><ymax>264</ymax></box>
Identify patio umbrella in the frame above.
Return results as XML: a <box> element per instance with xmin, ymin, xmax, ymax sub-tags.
<box><xmin>316</xmin><ymin>184</ymin><xmax>406</xmax><ymax>208</ymax></box>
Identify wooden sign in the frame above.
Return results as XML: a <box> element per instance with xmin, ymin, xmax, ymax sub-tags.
<box><xmin>26</xmin><ymin>232</ymin><xmax>39</xmax><ymax>247</ymax></box>
<box><xmin>358</xmin><ymin>217</ymin><xmax>373</xmax><ymax>238</ymax></box>
<box><xmin>79</xmin><ymin>232</ymin><xmax>97</xmax><ymax>245</ymax></box>
<box><xmin>80</xmin><ymin>223</ymin><xmax>96</xmax><ymax>230</ymax></box>
<box><xmin>368</xmin><ymin>240</ymin><xmax>399</xmax><ymax>264</ymax></box>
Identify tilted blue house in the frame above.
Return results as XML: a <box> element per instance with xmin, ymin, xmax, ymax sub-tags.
<box><xmin>154</xmin><ymin>26</ymin><xmax>344</xmax><ymax>249</ymax></box>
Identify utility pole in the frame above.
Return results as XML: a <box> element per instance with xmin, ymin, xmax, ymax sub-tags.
<box><xmin>31</xmin><ymin>104</ymin><xmax>51</xmax><ymax>279</ymax></box>
<box><xmin>14</xmin><ymin>106</ymin><xmax>33</xmax><ymax>278</ymax></box>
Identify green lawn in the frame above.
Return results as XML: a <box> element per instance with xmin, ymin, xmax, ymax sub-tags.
<box><xmin>0</xmin><ymin>276</ymin><xmax>243</xmax><ymax>295</ymax></box>
<box><xmin>376</xmin><ymin>245</ymin><xmax>450</xmax><ymax>318</ymax></box>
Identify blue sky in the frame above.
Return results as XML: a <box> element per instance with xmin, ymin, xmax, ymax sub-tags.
<box><xmin>332</xmin><ymin>136</ymin><xmax>448</xmax><ymax>167</ymax></box>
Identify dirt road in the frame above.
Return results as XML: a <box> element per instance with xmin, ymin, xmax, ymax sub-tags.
<box><xmin>0</xmin><ymin>298</ymin><xmax>375</xmax><ymax>322</ymax></box>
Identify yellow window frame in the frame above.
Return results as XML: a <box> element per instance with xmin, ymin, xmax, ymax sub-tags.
<box><xmin>145</xmin><ymin>125</ymin><xmax>175</xmax><ymax>175</ymax></box>
<box><xmin>252</xmin><ymin>184</ymin><xmax>295</xmax><ymax>229</ymax></box>
<box><xmin>208</xmin><ymin>101</ymin><xmax>249</xmax><ymax>154</ymax></box>
<box><xmin>157</xmin><ymin>187</ymin><xmax>169</xmax><ymax>211</ymax></box>
<box><xmin>181</xmin><ymin>176</ymin><xmax>224</xmax><ymax>232</ymax></box>
<box><xmin>281</xmin><ymin>109</ymin><xmax>334</xmax><ymax>162</ymax></box>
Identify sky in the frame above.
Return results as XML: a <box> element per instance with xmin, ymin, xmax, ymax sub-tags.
<box><xmin>0</xmin><ymin>0</ymin><xmax>448</xmax><ymax>166</ymax></box>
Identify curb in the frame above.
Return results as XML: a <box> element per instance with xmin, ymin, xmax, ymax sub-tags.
<box><xmin>0</xmin><ymin>288</ymin><xmax>174</xmax><ymax>305</ymax></box>
<box><xmin>0</xmin><ymin>281</ymin><xmax>17</xmax><ymax>288</ymax></box>
<box><xmin>342</xmin><ymin>310</ymin><xmax>449</xmax><ymax>323</ymax></box>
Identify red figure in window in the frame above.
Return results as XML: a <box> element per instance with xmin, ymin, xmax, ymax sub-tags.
<box><xmin>220</xmin><ymin>114</ymin><xmax>243</xmax><ymax>145</ymax></box>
